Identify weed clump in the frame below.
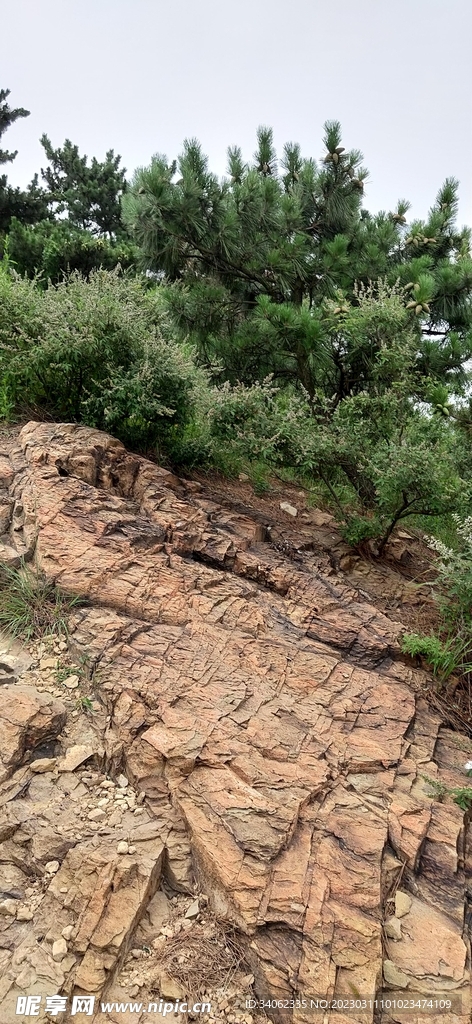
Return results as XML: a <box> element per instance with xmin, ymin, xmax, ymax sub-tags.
<box><xmin>0</xmin><ymin>562</ymin><xmax>81</xmax><ymax>640</ymax></box>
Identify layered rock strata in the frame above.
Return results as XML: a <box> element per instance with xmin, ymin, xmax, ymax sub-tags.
<box><xmin>0</xmin><ymin>422</ymin><xmax>470</xmax><ymax>1023</ymax></box>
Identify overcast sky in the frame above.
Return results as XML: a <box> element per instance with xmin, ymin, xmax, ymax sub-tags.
<box><xmin>3</xmin><ymin>0</ymin><xmax>472</xmax><ymax>226</ymax></box>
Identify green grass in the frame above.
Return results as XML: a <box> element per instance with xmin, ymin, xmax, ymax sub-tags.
<box><xmin>0</xmin><ymin>561</ymin><xmax>82</xmax><ymax>640</ymax></box>
<box><xmin>401</xmin><ymin>631</ymin><xmax>472</xmax><ymax>684</ymax></box>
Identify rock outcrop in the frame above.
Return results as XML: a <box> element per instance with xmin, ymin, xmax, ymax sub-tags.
<box><xmin>0</xmin><ymin>422</ymin><xmax>470</xmax><ymax>1023</ymax></box>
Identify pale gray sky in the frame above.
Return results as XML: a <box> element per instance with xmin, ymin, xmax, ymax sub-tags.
<box><xmin>3</xmin><ymin>0</ymin><xmax>472</xmax><ymax>226</ymax></box>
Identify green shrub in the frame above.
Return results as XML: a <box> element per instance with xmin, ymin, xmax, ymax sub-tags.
<box><xmin>82</xmin><ymin>335</ymin><xmax>208</xmax><ymax>457</ymax></box>
<box><xmin>0</xmin><ymin>267</ymin><xmax>212</xmax><ymax>458</ymax></box>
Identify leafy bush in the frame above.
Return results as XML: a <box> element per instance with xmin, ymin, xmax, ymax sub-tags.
<box><xmin>202</xmin><ymin>366</ymin><xmax>470</xmax><ymax>552</ymax></box>
<box><xmin>0</xmin><ymin>262</ymin><xmax>470</xmax><ymax>560</ymax></box>
<box><xmin>0</xmin><ymin>562</ymin><xmax>81</xmax><ymax>639</ymax></box>
<box><xmin>83</xmin><ymin>335</ymin><xmax>210</xmax><ymax>457</ymax></box>
<box><xmin>0</xmin><ymin>267</ymin><xmax>152</xmax><ymax>420</ymax></box>
<box><xmin>0</xmin><ymin>266</ymin><xmax>211</xmax><ymax>457</ymax></box>
<box><xmin>204</xmin><ymin>378</ymin><xmax>283</xmax><ymax>460</ymax></box>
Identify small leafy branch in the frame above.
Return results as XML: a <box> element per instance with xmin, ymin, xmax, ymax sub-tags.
<box><xmin>422</xmin><ymin>774</ymin><xmax>472</xmax><ymax>812</ymax></box>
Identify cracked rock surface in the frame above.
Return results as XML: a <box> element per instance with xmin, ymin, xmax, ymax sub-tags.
<box><xmin>0</xmin><ymin>422</ymin><xmax>470</xmax><ymax>1023</ymax></box>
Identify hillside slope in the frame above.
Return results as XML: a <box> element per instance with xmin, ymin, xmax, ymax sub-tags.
<box><xmin>0</xmin><ymin>423</ymin><xmax>470</xmax><ymax>1024</ymax></box>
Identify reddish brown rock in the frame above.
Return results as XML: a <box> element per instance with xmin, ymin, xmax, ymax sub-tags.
<box><xmin>0</xmin><ymin>687</ymin><xmax>66</xmax><ymax>784</ymax></box>
<box><xmin>0</xmin><ymin>422</ymin><xmax>469</xmax><ymax>1023</ymax></box>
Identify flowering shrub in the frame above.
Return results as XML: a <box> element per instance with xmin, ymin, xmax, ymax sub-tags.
<box><xmin>427</xmin><ymin>516</ymin><xmax>472</xmax><ymax>624</ymax></box>
<box><xmin>402</xmin><ymin>515</ymin><xmax>472</xmax><ymax>687</ymax></box>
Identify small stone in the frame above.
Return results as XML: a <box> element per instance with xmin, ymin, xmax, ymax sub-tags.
<box><xmin>97</xmin><ymin>797</ymin><xmax>109</xmax><ymax>807</ymax></box>
<box><xmin>52</xmin><ymin>937</ymin><xmax>68</xmax><ymax>962</ymax></box>
<box><xmin>152</xmin><ymin>936</ymin><xmax>166</xmax><ymax>950</ymax></box>
<box><xmin>117</xmin><ymin>841</ymin><xmax>129</xmax><ymax>855</ymax></box>
<box><xmin>383</xmin><ymin>959</ymin><xmax>409</xmax><ymax>988</ymax></box>
<box><xmin>384</xmin><ymin>916</ymin><xmax>402</xmax><ymax>940</ymax></box>
<box><xmin>241</xmin><ymin>974</ymin><xmax>255</xmax><ymax>988</ymax></box>
<box><xmin>58</xmin><ymin>744</ymin><xmax>95</xmax><ymax>772</ymax></box>
<box><xmin>61</xmin><ymin>925</ymin><xmax>74</xmax><ymax>940</ymax></box>
<box><xmin>128</xmin><ymin>845</ymin><xmax>136</xmax><ymax>854</ymax></box>
<box><xmin>129</xmin><ymin>985</ymin><xmax>140</xmax><ymax>997</ymax></box>
<box><xmin>45</xmin><ymin>860</ymin><xmax>60</xmax><ymax>874</ymax></box>
<box><xmin>0</xmin><ymin>899</ymin><xmax>17</xmax><ymax>916</ymax></box>
<box><xmin>238</xmin><ymin>473</ymin><xmax>249</xmax><ymax>482</ymax></box>
<box><xmin>15</xmin><ymin>966</ymin><xmax>37</xmax><ymax>988</ymax></box>
<box><xmin>63</xmin><ymin>674</ymin><xmax>80</xmax><ymax>689</ymax></box>
<box><xmin>101</xmin><ymin>779</ymin><xmax>115</xmax><ymax>789</ymax></box>
<box><xmin>185</xmin><ymin>898</ymin><xmax>200</xmax><ymax>919</ymax></box>
<box><xmin>30</xmin><ymin>757</ymin><xmax>57</xmax><ymax>773</ymax></box>
<box><xmin>395</xmin><ymin>890</ymin><xmax>412</xmax><ymax>918</ymax></box>
<box><xmin>17</xmin><ymin>907</ymin><xmax>34</xmax><ymax>921</ymax></box>
<box><xmin>108</xmin><ymin>810</ymin><xmax>122</xmax><ymax>826</ymax></box>
<box><xmin>137</xmin><ymin>791</ymin><xmax>146</xmax><ymax>804</ymax></box>
<box><xmin>87</xmin><ymin>808</ymin><xmax>105</xmax><ymax>821</ymax></box>
<box><xmin>40</xmin><ymin>657</ymin><xmax>57</xmax><ymax>670</ymax></box>
<box><xmin>131</xmin><ymin>948</ymin><xmax>143</xmax><ymax>959</ymax></box>
<box><xmin>117</xmin><ymin>774</ymin><xmax>128</xmax><ymax>789</ymax></box>
<box><xmin>279</xmin><ymin>501</ymin><xmax>298</xmax><ymax>517</ymax></box>
<box><xmin>159</xmin><ymin>971</ymin><xmax>185</xmax><ymax>1001</ymax></box>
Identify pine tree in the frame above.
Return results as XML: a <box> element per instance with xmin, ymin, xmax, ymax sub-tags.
<box><xmin>0</xmin><ymin>88</ymin><xmax>48</xmax><ymax>233</ymax></box>
<box><xmin>40</xmin><ymin>136</ymin><xmax>128</xmax><ymax>237</ymax></box>
<box><xmin>0</xmin><ymin>89</ymin><xmax>29</xmax><ymax>166</ymax></box>
<box><xmin>123</xmin><ymin>123</ymin><xmax>472</xmax><ymax>400</ymax></box>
